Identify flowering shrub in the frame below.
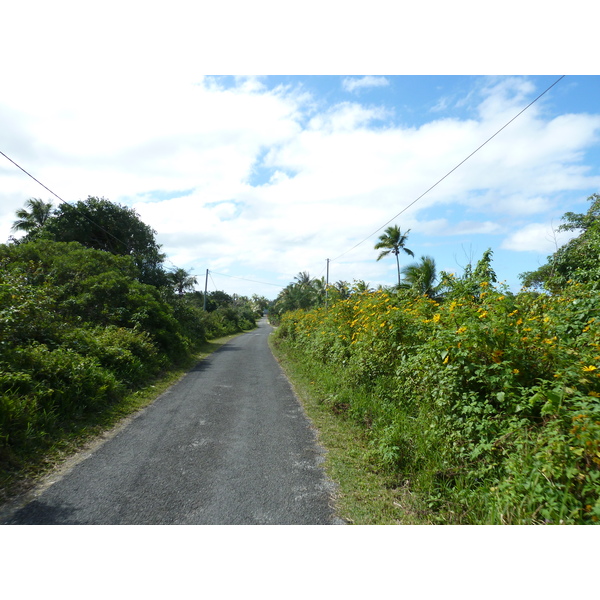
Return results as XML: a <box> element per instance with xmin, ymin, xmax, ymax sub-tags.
<box><xmin>275</xmin><ymin>283</ymin><xmax>600</xmax><ymax>524</ymax></box>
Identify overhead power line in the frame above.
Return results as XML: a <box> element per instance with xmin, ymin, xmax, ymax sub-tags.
<box><xmin>330</xmin><ymin>75</ymin><xmax>566</xmax><ymax>263</ymax></box>
<box><xmin>0</xmin><ymin>149</ymin><xmax>69</xmax><ymax>206</ymax></box>
<box><xmin>1</xmin><ymin>148</ymin><xmax>284</xmax><ymax>293</ymax></box>
<box><xmin>208</xmin><ymin>271</ymin><xmax>218</xmax><ymax>292</ymax></box>
<box><xmin>208</xmin><ymin>270</ymin><xmax>284</xmax><ymax>289</ymax></box>
<box><xmin>0</xmin><ymin>149</ymin><xmax>131</xmax><ymax>252</ymax></box>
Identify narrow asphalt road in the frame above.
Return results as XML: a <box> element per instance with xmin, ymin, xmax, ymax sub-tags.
<box><xmin>2</xmin><ymin>318</ymin><xmax>343</xmax><ymax>525</ymax></box>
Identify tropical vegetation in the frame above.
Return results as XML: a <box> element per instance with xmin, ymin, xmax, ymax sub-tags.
<box><xmin>1</xmin><ymin>196</ymin><xmax>264</xmax><ymax>494</ymax></box>
<box><xmin>374</xmin><ymin>225</ymin><xmax>414</xmax><ymax>287</ymax></box>
<box><xmin>272</xmin><ymin>200</ymin><xmax>600</xmax><ymax>524</ymax></box>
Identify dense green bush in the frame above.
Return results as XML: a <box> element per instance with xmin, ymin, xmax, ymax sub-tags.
<box><xmin>0</xmin><ymin>344</ymin><xmax>123</xmax><ymax>449</ymax></box>
<box><xmin>60</xmin><ymin>326</ymin><xmax>164</xmax><ymax>387</ymax></box>
<box><xmin>0</xmin><ymin>239</ymin><xmax>256</xmax><ymax>463</ymax></box>
<box><xmin>274</xmin><ymin>282</ymin><xmax>600</xmax><ymax>524</ymax></box>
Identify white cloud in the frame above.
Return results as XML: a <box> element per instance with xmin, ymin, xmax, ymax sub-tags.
<box><xmin>477</xmin><ymin>77</ymin><xmax>537</xmax><ymax>123</ymax></box>
<box><xmin>307</xmin><ymin>102</ymin><xmax>389</xmax><ymax>133</ymax></box>
<box><xmin>2</xmin><ymin>69</ymin><xmax>600</xmax><ymax>297</ymax></box>
<box><xmin>342</xmin><ymin>76</ymin><xmax>390</xmax><ymax>93</ymax></box>
<box><xmin>415</xmin><ymin>219</ymin><xmax>503</xmax><ymax>237</ymax></box>
<box><xmin>501</xmin><ymin>223</ymin><xmax>578</xmax><ymax>253</ymax></box>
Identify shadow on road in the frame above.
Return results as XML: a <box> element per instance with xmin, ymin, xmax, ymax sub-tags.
<box><xmin>4</xmin><ymin>500</ymin><xmax>81</xmax><ymax>525</ymax></box>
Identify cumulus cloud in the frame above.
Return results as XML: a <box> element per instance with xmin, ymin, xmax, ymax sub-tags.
<box><xmin>342</xmin><ymin>76</ymin><xmax>390</xmax><ymax>93</ymax></box>
<box><xmin>2</xmin><ymin>70</ymin><xmax>600</xmax><ymax>297</ymax></box>
<box><xmin>501</xmin><ymin>223</ymin><xmax>578</xmax><ymax>253</ymax></box>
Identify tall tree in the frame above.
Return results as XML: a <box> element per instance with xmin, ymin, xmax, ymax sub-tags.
<box><xmin>168</xmin><ymin>268</ymin><xmax>197</xmax><ymax>296</ymax></box>
<box><xmin>11</xmin><ymin>198</ymin><xmax>54</xmax><ymax>235</ymax></box>
<box><xmin>374</xmin><ymin>225</ymin><xmax>414</xmax><ymax>287</ymax></box>
<box><xmin>402</xmin><ymin>255</ymin><xmax>440</xmax><ymax>298</ymax></box>
<box><xmin>44</xmin><ymin>196</ymin><xmax>167</xmax><ymax>287</ymax></box>
<box><xmin>294</xmin><ymin>271</ymin><xmax>314</xmax><ymax>287</ymax></box>
<box><xmin>251</xmin><ymin>294</ymin><xmax>271</xmax><ymax>315</ymax></box>
<box><xmin>311</xmin><ymin>276</ymin><xmax>327</xmax><ymax>307</ymax></box>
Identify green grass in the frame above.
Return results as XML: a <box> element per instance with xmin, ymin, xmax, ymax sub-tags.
<box><xmin>269</xmin><ymin>334</ymin><xmax>432</xmax><ymax>524</ymax></box>
<box><xmin>0</xmin><ymin>333</ymin><xmax>243</xmax><ymax>505</ymax></box>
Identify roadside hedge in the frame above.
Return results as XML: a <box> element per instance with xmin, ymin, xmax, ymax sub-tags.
<box><xmin>274</xmin><ymin>283</ymin><xmax>600</xmax><ymax>524</ymax></box>
<box><xmin>0</xmin><ymin>240</ymin><xmax>255</xmax><ymax>458</ymax></box>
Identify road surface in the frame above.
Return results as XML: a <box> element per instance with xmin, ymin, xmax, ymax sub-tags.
<box><xmin>2</xmin><ymin>318</ymin><xmax>343</xmax><ymax>525</ymax></box>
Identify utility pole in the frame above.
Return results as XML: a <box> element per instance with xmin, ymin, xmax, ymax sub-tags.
<box><xmin>325</xmin><ymin>258</ymin><xmax>330</xmax><ymax>310</ymax></box>
<box><xmin>203</xmin><ymin>269</ymin><xmax>209</xmax><ymax>311</ymax></box>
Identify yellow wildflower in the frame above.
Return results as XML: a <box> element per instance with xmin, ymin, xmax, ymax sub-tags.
<box><xmin>583</xmin><ymin>365</ymin><xmax>597</xmax><ymax>372</ymax></box>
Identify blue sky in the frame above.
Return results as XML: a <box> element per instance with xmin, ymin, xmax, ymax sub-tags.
<box><xmin>1</xmin><ymin>4</ymin><xmax>600</xmax><ymax>301</ymax></box>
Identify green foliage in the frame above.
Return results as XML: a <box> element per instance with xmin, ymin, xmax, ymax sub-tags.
<box><xmin>11</xmin><ymin>198</ymin><xmax>55</xmax><ymax>235</ymax></box>
<box><xmin>250</xmin><ymin>294</ymin><xmax>271</xmax><ymax>316</ymax></box>
<box><xmin>1</xmin><ymin>344</ymin><xmax>123</xmax><ymax>448</ymax></box>
<box><xmin>274</xmin><ymin>254</ymin><xmax>600</xmax><ymax>524</ymax></box>
<box><xmin>401</xmin><ymin>255</ymin><xmax>441</xmax><ymax>299</ymax></box>
<box><xmin>168</xmin><ymin>268</ymin><xmax>198</xmax><ymax>296</ymax></box>
<box><xmin>270</xmin><ymin>272</ymin><xmax>326</xmax><ymax>319</ymax></box>
<box><xmin>0</xmin><ymin>238</ymin><xmax>256</xmax><ymax>466</ymax></box>
<box><xmin>270</xmin><ymin>273</ymin><xmax>377</xmax><ymax>323</ymax></box>
<box><xmin>60</xmin><ymin>326</ymin><xmax>164</xmax><ymax>387</ymax></box>
<box><xmin>17</xmin><ymin>196</ymin><xmax>168</xmax><ymax>287</ymax></box>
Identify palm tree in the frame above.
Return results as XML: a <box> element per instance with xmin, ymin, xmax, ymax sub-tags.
<box><xmin>402</xmin><ymin>255</ymin><xmax>440</xmax><ymax>299</ymax></box>
<box><xmin>168</xmin><ymin>268</ymin><xmax>198</xmax><ymax>296</ymax></box>
<box><xmin>294</xmin><ymin>271</ymin><xmax>313</xmax><ymax>287</ymax></box>
<box><xmin>374</xmin><ymin>225</ymin><xmax>414</xmax><ymax>287</ymax></box>
<box><xmin>332</xmin><ymin>280</ymin><xmax>350</xmax><ymax>300</ymax></box>
<box><xmin>11</xmin><ymin>198</ymin><xmax>54</xmax><ymax>234</ymax></box>
<box><xmin>311</xmin><ymin>276</ymin><xmax>327</xmax><ymax>306</ymax></box>
<box><xmin>351</xmin><ymin>279</ymin><xmax>372</xmax><ymax>294</ymax></box>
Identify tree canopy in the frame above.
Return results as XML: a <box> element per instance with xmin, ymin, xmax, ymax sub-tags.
<box><xmin>12</xmin><ymin>196</ymin><xmax>168</xmax><ymax>287</ymax></box>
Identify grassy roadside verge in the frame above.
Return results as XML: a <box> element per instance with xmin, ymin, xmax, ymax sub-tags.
<box><xmin>0</xmin><ymin>332</ymin><xmax>244</xmax><ymax>505</ymax></box>
<box><xmin>269</xmin><ymin>333</ymin><xmax>431</xmax><ymax>525</ymax></box>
